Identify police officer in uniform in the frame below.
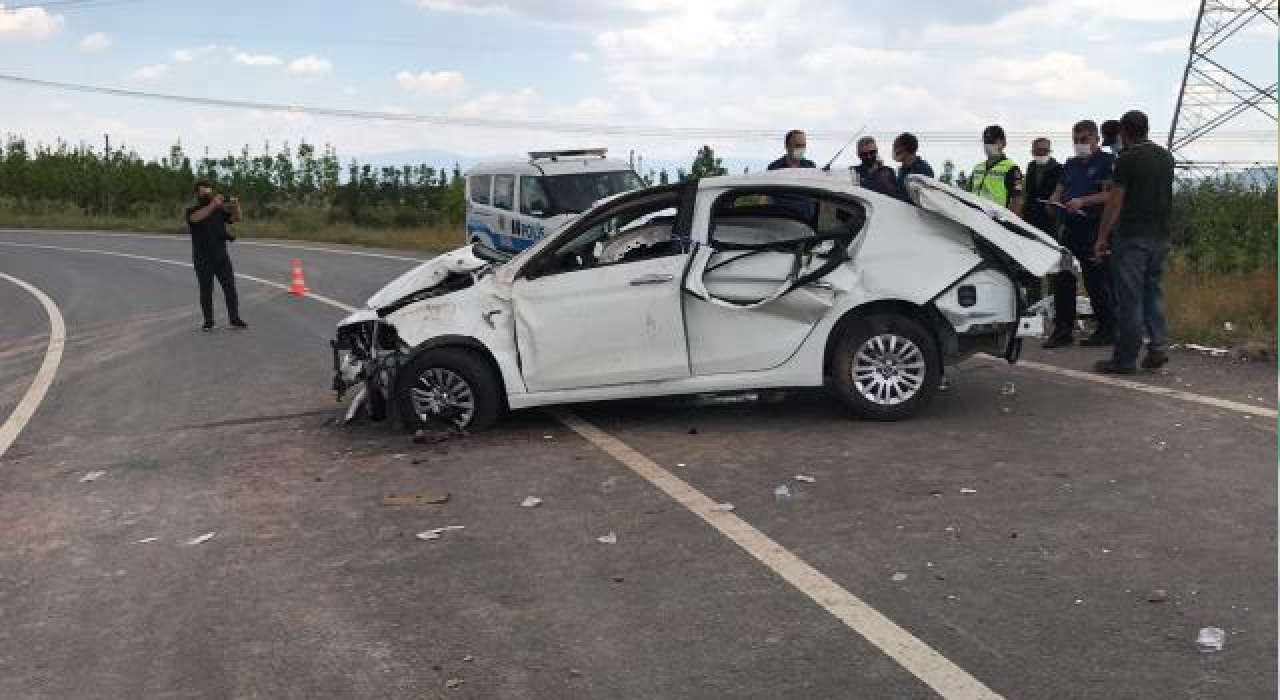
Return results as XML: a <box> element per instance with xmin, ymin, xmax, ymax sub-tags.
<box><xmin>967</xmin><ymin>125</ymin><xmax>1025</xmax><ymax>216</ymax></box>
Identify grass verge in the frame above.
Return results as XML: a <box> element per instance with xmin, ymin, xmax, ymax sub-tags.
<box><xmin>1165</xmin><ymin>265</ymin><xmax>1276</xmax><ymax>353</ymax></box>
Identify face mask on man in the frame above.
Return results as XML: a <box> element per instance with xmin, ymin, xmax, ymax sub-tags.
<box><xmin>984</xmin><ymin>143</ymin><xmax>1001</xmax><ymax>158</ymax></box>
<box><xmin>1074</xmin><ymin>143</ymin><xmax>1093</xmax><ymax>158</ymax></box>
<box><xmin>859</xmin><ymin>150</ymin><xmax>878</xmax><ymax>166</ymax></box>
<box><xmin>789</xmin><ymin>147</ymin><xmax>806</xmax><ymax>161</ymax></box>
<box><xmin>1033</xmin><ymin>155</ymin><xmax>1050</xmax><ymax>166</ymax></box>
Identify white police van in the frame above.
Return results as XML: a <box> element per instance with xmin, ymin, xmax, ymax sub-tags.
<box><xmin>464</xmin><ymin>149</ymin><xmax>644</xmax><ymax>252</ymax></box>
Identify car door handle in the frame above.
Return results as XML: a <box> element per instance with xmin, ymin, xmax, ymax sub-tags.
<box><xmin>630</xmin><ymin>274</ymin><xmax>674</xmax><ymax>285</ymax></box>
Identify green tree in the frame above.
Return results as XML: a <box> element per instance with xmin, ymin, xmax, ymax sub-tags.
<box><xmin>689</xmin><ymin>145</ymin><xmax>726</xmax><ymax>178</ymax></box>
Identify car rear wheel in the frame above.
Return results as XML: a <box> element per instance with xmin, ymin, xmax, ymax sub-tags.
<box><xmin>831</xmin><ymin>313</ymin><xmax>940</xmax><ymax>421</ymax></box>
<box><xmin>395</xmin><ymin>347</ymin><xmax>503</xmax><ymax>432</ymax></box>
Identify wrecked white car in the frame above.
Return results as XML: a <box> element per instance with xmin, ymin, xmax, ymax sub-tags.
<box><xmin>331</xmin><ymin>172</ymin><xmax>1069</xmax><ymax>431</ymax></box>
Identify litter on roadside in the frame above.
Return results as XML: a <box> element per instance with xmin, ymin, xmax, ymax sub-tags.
<box><xmin>959</xmin><ymin>488</ymin><xmax>978</xmax><ymax>494</ymax></box>
<box><xmin>1185</xmin><ymin>343</ymin><xmax>1230</xmax><ymax>358</ymax></box>
<box><xmin>416</xmin><ymin>525</ymin><xmax>465</xmax><ymax>541</ymax></box>
<box><xmin>79</xmin><ymin>470</ymin><xmax>106</xmax><ymax>483</ymax></box>
<box><xmin>1196</xmin><ymin>627</ymin><xmax>1225</xmax><ymax>652</ymax></box>
<box><xmin>891</xmin><ymin>572</ymin><xmax>908</xmax><ymax>582</ymax></box>
<box><xmin>1147</xmin><ymin>588</ymin><xmax>1168</xmax><ymax>603</ymax></box>
<box><xmin>184</xmin><ymin>532</ymin><xmax>216</xmax><ymax>546</ymax></box>
<box><xmin>794</xmin><ymin>475</ymin><xmax>816</xmax><ymax>483</ymax></box>
<box><xmin>134</xmin><ymin>537</ymin><xmax>159</xmax><ymax>544</ymax></box>
<box><xmin>773</xmin><ymin>484</ymin><xmax>792</xmax><ymax>502</ymax></box>
<box><xmin>710</xmin><ymin>503</ymin><xmax>735</xmax><ymax>512</ymax></box>
<box><xmin>596</xmin><ymin>532</ymin><xmax>617</xmax><ymax>544</ymax></box>
<box><xmin>382</xmin><ymin>491</ymin><xmax>451</xmax><ymax>506</ymax></box>
<box><xmin>1000</xmin><ymin>382</ymin><xmax>1017</xmax><ymax>396</ymax></box>
<box><xmin>521</xmin><ymin>496</ymin><xmax>543</xmax><ymax>508</ymax></box>
<box><xmin>445</xmin><ymin>677</ymin><xmax>465</xmax><ymax>689</ymax></box>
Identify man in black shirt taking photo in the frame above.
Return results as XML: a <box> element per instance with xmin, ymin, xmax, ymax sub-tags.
<box><xmin>186</xmin><ymin>180</ymin><xmax>247</xmax><ymax>332</ymax></box>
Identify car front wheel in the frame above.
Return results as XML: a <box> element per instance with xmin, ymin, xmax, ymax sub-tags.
<box><xmin>395</xmin><ymin>347</ymin><xmax>503</xmax><ymax>432</ymax></box>
<box><xmin>831</xmin><ymin>313</ymin><xmax>940</xmax><ymax>421</ymax></box>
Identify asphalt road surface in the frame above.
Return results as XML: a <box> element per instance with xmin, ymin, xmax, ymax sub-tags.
<box><xmin>0</xmin><ymin>229</ymin><xmax>1275</xmax><ymax>700</ymax></box>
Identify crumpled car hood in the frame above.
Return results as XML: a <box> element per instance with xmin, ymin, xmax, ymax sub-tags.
<box><xmin>365</xmin><ymin>247</ymin><xmax>488</xmax><ymax>310</ymax></box>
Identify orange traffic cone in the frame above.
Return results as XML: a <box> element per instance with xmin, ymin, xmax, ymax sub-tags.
<box><xmin>288</xmin><ymin>259</ymin><xmax>309</xmax><ymax>296</ymax></box>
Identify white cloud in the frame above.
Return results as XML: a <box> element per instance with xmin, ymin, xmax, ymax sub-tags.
<box><xmin>797</xmin><ymin>44</ymin><xmax>924</xmax><ymax>72</ymax></box>
<box><xmin>131</xmin><ymin>64</ymin><xmax>169</xmax><ymax>81</ymax></box>
<box><xmin>454</xmin><ymin>87</ymin><xmax>540</xmax><ymax>119</ymax></box>
<box><xmin>410</xmin><ymin>0</ymin><xmax>512</xmax><ymax>14</ymax></box>
<box><xmin>395</xmin><ymin>69</ymin><xmax>467</xmax><ymax>97</ymax></box>
<box><xmin>0</xmin><ymin>4</ymin><xmax>64</xmax><ymax>39</ymax></box>
<box><xmin>77</xmin><ymin>31</ymin><xmax>111</xmax><ymax>52</ymax></box>
<box><xmin>233</xmin><ymin>51</ymin><xmax>282</xmax><ymax>66</ymax></box>
<box><xmin>570</xmin><ymin>51</ymin><xmax>591</xmax><ymax>63</ymax></box>
<box><xmin>967</xmin><ymin>52</ymin><xmax>1127</xmax><ymax>99</ymax></box>
<box><xmin>1141</xmin><ymin>36</ymin><xmax>1189</xmax><ymax>53</ymax></box>
<box><xmin>922</xmin><ymin>0</ymin><xmax>1198</xmax><ymax>44</ymax></box>
<box><xmin>171</xmin><ymin>44</ymin><xmax>220</xmax><ymax>63</ymax></box>
<box><xmin>287</xmin><ymin>54</ymin><xmax>332</xmax><ymax>76</ymax></box>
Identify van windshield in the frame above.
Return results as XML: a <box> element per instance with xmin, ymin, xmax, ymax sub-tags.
<box><xmin>537</xmin><ymin>171</ymin><xmax>645</xmax><ymax>215</ymax></box>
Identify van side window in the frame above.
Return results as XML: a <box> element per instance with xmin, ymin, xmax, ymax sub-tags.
<box><xmin>493</xmin><ymin>175</ymin><xmax>515</xmax><ymax>211</ymax></box>
<box><xmin>520</xmin><ymin>176</ymin><xmax>551</xmax><ymax>216</ymax></box>
<box><xmin>469</xmin><ymin>175</ymin><xmax>492</xmax><ymax>205</ymax></box>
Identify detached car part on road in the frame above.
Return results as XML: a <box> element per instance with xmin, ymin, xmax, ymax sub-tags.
<box><xmin>332</xmin><ymin>172</ymin><xmax>1070</xmax><ymax>431</ymax></box>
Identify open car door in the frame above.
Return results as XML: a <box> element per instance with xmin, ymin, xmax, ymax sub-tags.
<box><xmin>905</xmin><ymin>175</ymin><xmax>1072</xmax><ymax>276</ymax></box>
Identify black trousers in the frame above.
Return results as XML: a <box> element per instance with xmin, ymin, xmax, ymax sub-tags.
<box><xmin>194</xmin><ymin>253</ymin><xmax>240</xmax><ymax>323</ymax></box>
<box><xmin>1052</xmin><ymin>226</ymin><xmax>1115</xmax><ymax>336</ymax></box>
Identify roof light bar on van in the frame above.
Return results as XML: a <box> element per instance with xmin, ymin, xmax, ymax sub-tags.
<box><xmin>528</xmin><ymin>148</ymin><xmax>608</xmax><ymax>161</ymax></box>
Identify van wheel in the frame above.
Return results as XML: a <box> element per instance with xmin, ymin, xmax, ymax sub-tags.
<box><xmin>395</xmin><ymin>347</ymin><xmax>503</xmax><ymax>432</ymax></box>
<box><xmin>830</xmin><ymin>314</ymin><xmax>940</xmax><ymax>421</ymax></box>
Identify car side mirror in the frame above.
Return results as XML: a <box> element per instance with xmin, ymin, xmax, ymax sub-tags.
<box><xmin>471</xmin><ymin>241</ymin><xmax>513</xmax><ymax>264</ymax></box>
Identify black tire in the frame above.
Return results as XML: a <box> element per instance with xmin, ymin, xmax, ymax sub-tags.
<box><xmin>395</xmin><ymin>347</ymin><xmax>503</xmax><ymax>432</ymax></box>
<box><xmin>830</xmin><ymin>313</ymin><xmax>941</xmax><ymax>421</ymax></box>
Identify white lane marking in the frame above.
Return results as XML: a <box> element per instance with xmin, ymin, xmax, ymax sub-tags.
<box><xmin>551</xmin><ymin>409</ymin><xmax>1003</xmax><ymax>700</ymax></box>
<box><xmin>1007</xmin><ymin>358</ymin><xmax>1276</xmax><ymax>419</ymax></box>
<box><xmin>2</xmin><ymin>239</ymin><xmax>1004</xmax><ymax>695</ymax></box>
<box><xmin>0</xmin><ymin>272</ymin><xmax>67</xmax><ymax>460</ymax></box>
<box><xmin>0</xmin><ymin>228</ymin><xmax>429</xmax><ymax>263</ymax></box>
<box><xmin>0</xmin><ymin>242</ymin><xmax>356</xmax><ymax>313</ymax></box>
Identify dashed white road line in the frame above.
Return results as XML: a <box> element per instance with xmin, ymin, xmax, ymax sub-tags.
<box><xmin>0</xmin><ymin>272</ymin><xmax>66</xmax><ymax>460</ymax></box>
<box><xmin>552</xmin><ymin>409</ymin><xmax>1004</xmax><ymax>699</ymax></box>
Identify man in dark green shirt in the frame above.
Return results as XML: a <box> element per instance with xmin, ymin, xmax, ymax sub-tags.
<box><xmin>1093</xmin><ymin>110</ymin><xmax>1175</xmax><ymax>374</ymax></box>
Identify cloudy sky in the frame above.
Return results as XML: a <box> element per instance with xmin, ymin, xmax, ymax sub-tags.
<box><xmin>0</xmin><ymin>0</ymin><xmax>1274</xmax><ymax>173</ymax></box>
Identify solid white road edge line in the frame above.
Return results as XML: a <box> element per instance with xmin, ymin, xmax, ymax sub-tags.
<box><xmin>0</xmin><ymin>242</ymin><xmax>356</xmax><ymax>313</ymax></box>
<box><xmin>0</xmin><ymin>228</ymin><xmax>428</xmax><ymax>263</ymax></box>
<box><xmin>992</xmin><ymin>356</ymin><xmax>1276</xmax><ymax>419</ymax></box>
<box><xmin>0</xmin><ymin>239</ymin><xmax>1004</xmax><ymax>698</ymax></box>
<box><xmin>0</xmin><ymin>272</ymin><xmax>66</xmax><ymax>460</ymax></box>
<box><xmin>550</xmin><ymin>409</ymin><xmax>1004</xmax><ymax>700</ymax></box>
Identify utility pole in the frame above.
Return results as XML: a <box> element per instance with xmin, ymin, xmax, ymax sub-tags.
<box><xmin>103</xmin><ymin>133</ymin><xmax>110</xmax><ymax>218</ymax></box>
<box><xmin>1168</xmin><ymin>0</ymin><xmax>1277</xmax><ymax>180</ymax></box>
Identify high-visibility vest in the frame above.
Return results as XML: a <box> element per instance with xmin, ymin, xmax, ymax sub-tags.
<box><xmin>969</xmin><ymin>157</ymin><xmax>1016</xmax><ymax>206</ymax></box>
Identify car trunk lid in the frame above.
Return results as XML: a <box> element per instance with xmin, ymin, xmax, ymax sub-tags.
<box><xmin>905</xmin><ymin>175</ymin><xmax>1071</xmax><ymax>276</ymax></box>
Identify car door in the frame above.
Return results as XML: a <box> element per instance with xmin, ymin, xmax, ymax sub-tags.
<box><xmin>511</xmin><ymin>186</ymin><xmax>694</xmax><ymax>392</ymax></box>
<box><xmin>681</xmin><ymin>186</ymin><xmax>862</xmax><ymax>375</ymax></box>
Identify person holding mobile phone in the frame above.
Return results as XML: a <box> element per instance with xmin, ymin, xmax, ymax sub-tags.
<box><xmin>185</xmin><ymin>180</ymin><xmax>247</xmax><ymax>332</ymax></box>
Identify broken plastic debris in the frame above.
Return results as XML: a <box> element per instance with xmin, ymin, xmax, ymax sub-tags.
<box><xmin>773</xmin><ymin>484</ymin><xmax>792</xmax><ymax>502</ymax></box>
<box><xmin>445</xmin><ymin>677</ymin><xmax>465</xmax><ymax>689</ymax></box>
<box><xmin>79</xmin><ymin>470</ymin><xmax>106</xmax><ymax>483</ymax></box>
<box><xmin>676</xmin><ymin>463</ymin><xmax>687</xmax><ymax>468</ymax></box>
<box><xmin>416</xmin><ymin>525</ymin><xmax>465</xmax><ymax>541</ymax></box>
<box><xmin>1185</xmin><ymin>343</ymin><xmax>1230</xmax><ymax>358</ymax></box>
<box><xmin>1195</xmin><ymin>627</ymin><xmax>1225</xmax><ymax>652</ymax></box>
<box><xmin>710</xmin><ymin>503</ymin><xmax>735</xmax><ymax>512</ymax></box>
<box><xmin>382</xmin><ymin>491</ymin><xmax>450</xmax><ymax>506</ymax></box>
<box><xmin>794</xmin><ymin>475</ymin><xmax>816</xmax><ymax>483</ymax></box>
<box><xmin>1074</xmin><ymin>599</ymin><xmax>1084</xmax><ymax>605</ymax></box>
<box><xmin>1223</xmin><ymin>321</ymin><xmax>1235</xmax><ymax>332</ymax></box>
<box><xmin>462</xmin><ymin>655</ymin><xmax>474</xmax><ymax>663</ymax></box>
<box><xmin>184</xmin><ymin>532</ymin><xmax>216</xmax><ymax>546</ymax></box>
<box><xmin>596</xmin><ymin>532</ymin><xmax>617</xmax><ymax>544</ymax></box>
<box><xmin>543</xmin><ymin>434</ymin><xmax>554</xmax><ymax>440</ymax></box>
<box><xmin>891</xmin><ymin>572</ymin><xmax>908</xmax><ymax>582</ymax></box>
<box><xmin>521</xmin><ymin>496</ymin><xmax>543</xmax><ymax>508</ymax></box>
<box><xmin>1000</xmin><ymin>382</ymin><xmax>1017</xmax><ymax>396</ymax></box>
<box><xmin>134</xmin><ymin>537</ymin><xmax>159</xmax><ymax>544</ymax></box>
<box><xmin>1148</xmin><ymin>588</ymin><xmax>1168</xmax><ymax>603</ymax></box>
<box><xmin>959</xmin><ymin>488</ymin><xmax>978</xmax><ymax>495</ymax></box>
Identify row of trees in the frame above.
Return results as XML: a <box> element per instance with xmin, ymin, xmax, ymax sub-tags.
<box><xmin>1</xmin><ymin>135</ymin><xmax>1273</xmax><ymax>274</ymax></box>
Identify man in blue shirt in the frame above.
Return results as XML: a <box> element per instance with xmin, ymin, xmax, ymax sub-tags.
<box><xmin>891</xmin><ymin>132</ymin><xmax>934</xmax><ymax>201</ymax></box>
<box><xmin>1043</xmin><ymin>119</ymin><xmax>1116</xmax><ymax>348</ymax></box>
